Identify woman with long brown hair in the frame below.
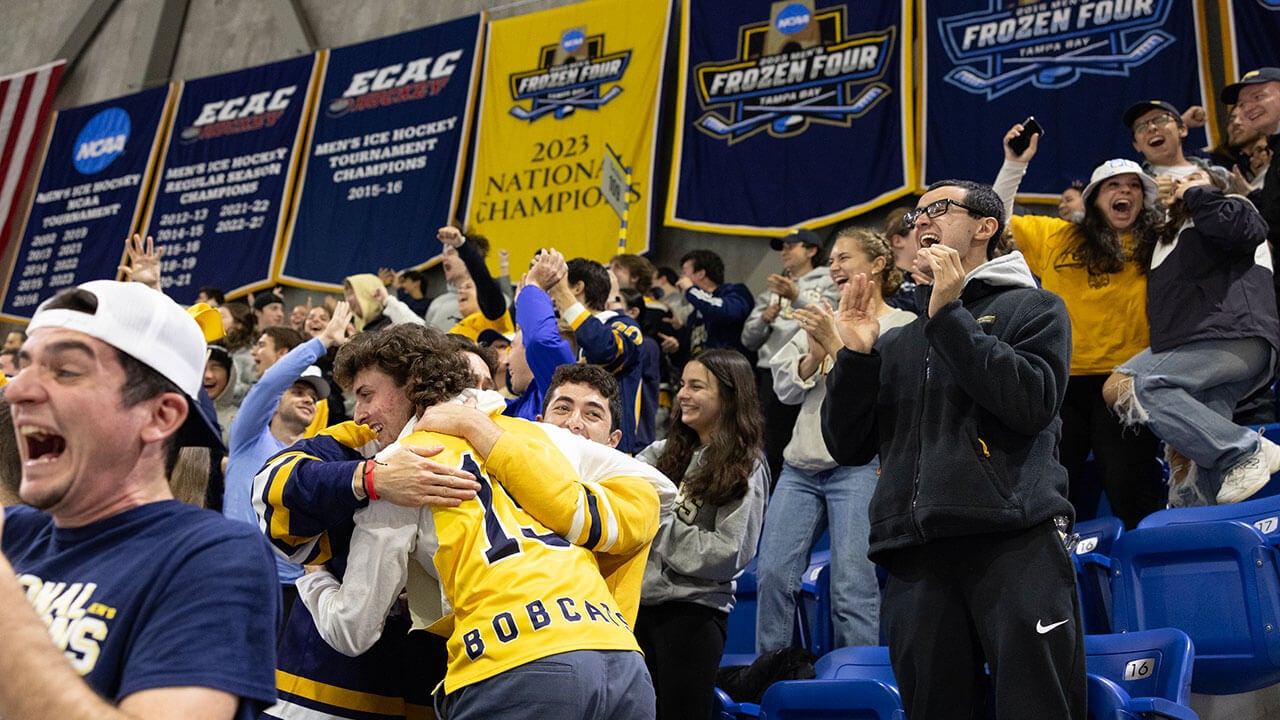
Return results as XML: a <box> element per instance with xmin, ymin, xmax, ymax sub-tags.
<box><xmin>634</xmin><ymin>348</ymin><xmax>768</xmax><ymax>720</ymax></box>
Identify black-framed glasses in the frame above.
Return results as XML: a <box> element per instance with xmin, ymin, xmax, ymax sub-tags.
<box><xmin>903</xmin><ymin>198</ymin><xmax>980</xmax><ymax>228</ymax></box>
<box><xmin>1132</xmin><ymin>112</ymin><xmax>1177</xmax><ymax>133</ymax></box>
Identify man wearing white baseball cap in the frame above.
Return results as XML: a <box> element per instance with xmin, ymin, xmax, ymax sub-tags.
<box><xmin>0</xmin><ymin>280</ymin><xmax>278</xmax><ymax>720</ymax></box>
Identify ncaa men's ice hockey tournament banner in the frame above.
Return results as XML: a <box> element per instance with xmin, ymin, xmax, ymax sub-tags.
<box><xmin>1226</xmin><ymin>0</ymin><xmax>1280</xmax><ymax>82</ymax></box>
<box><xmin>922</xmin><ymin>0</ymin><xmax>1211</xmax><ymax>198</ymax></box>
<box><xmin>280</xmin><ymin>15</ymin><xmax>484</xmax><ymax>290</ymax></box>
<box><xmin>2</xmin><ymin>85</ymin><xmax>171</xmax><ymax>322</ymax></box>
<box><xmin>466</xmin><ymin>0</ymin><xmax>671</xmax><ymax>265</ymax></box>
<box><xmin>667</xmin><ymin>0</ymin><xmax>912</xmax><ymax>234</ymax></box>
<box><xmin>141</xmin><ymin>54</ymin><xmax>318</xmax><ymax>304</ymax></box>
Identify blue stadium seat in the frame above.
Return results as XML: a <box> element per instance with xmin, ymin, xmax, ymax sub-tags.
<box><xmin>1138</xmin><ymin>491</ymin><xmax>1280</xmax><ymax>543</ymax></box>
<box><xmin>1108</xmin><ymin>521</ymin><xmax>1280</xmax><ymax>694</ymax></box>
<box><xmin>1085</xmin><ymin>629</ymin><xmax>1197</xmax><ymax>719</ymax></box>
<box><xmin>814</xmin><ymin>645</ymin><xmax>895</xmax><ymax>685</ymax></box>
<box><xmin>798</xmin><ymin>560</ymin><xmax>832</xmax><ymax>657</ymax></box>
<box><xmin>1074</xmin><ymin>516</ymin><xmax>1126</xmax><ymax>635</ymax></box>
<box><xmin>723</xmin><ymin>556</ymin><xmax>761</xmax><ymax>667</ymax></box>
<box><xmin>755</xmin><ymin>678</ymin><xmax>906</xmax><ymax>720</ymax></box>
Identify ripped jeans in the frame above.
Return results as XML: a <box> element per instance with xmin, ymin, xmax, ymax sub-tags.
<box><xmin>1115</xmin><ymin>337</ymin><xmax>1273</xmax><ymax>500</ymax></box>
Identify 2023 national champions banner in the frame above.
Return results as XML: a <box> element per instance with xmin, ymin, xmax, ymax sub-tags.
<box><xmin>922</xmin><ymin>0</ymin><xmax>1212</xmax><ymax>199</ymax></box>
<box><xmin>141</xmin><ymin>54</ymin><xmax>319</xmax><ymax>305</ymax></box>
<box><xmin>465</xmin><ymin>0</ymin><xmax>671</xmax><ymax>266</ymax></box>
<box><xmin>666</xmin><ymin>0</ymin><xmax>913</xmax><ymax>235</ymax></box>
<box><xmin>2</xmin><ymin>85</ymin><xmax>172</xmax><ymax>322</ymax></box>
<box><xmin>280</xmin><ymin>15</ymin><xmax>484</xmax><ymax>290</ymax></box>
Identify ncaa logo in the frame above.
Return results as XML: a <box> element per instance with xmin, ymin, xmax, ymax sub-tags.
<box><xmin>561</xmin><ymin>29</ymin><xmax>585</xmax><ymax>54</ymax></box>
<box><xmin>775</xmin><ymin>3</ymin><xmax>811</xmax><ymax>34</ymax></box>
<box><xmin>73</xmin><ymin>107</ymin><xmax>130</xmax><ymax>175</ymax></box>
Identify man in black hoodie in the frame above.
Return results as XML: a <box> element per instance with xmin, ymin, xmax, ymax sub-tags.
<box><xmin>821</xmin><ymin>180</ymin><xmax>1083</xmax><ymax>719</ymax></box>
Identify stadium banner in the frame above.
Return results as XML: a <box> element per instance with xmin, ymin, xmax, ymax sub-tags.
<box><xmin>465</xmin><ymin>0</ymin><xmax>671</xmax><ymax>266</ymax></box>
<box><xmin>140</xmin><ymin>54</ymin><xmax>320</xmax><ymax>304</ymax></box>
<box><xmin>2</xmin><ymin>84</ymin><xmax>171</xmax><ymax>322</ymax></box>
<box><xmin>280</xmin><ymin>14</ymin><xmax>484</xmax><ymax>290</ymax></box>
<box><xmin>0</xmin><ymin>61</ymin><xmax>64</xmax><ymax>266</ymax></box>
<box><xmin>922</xmin><ymin>0</ymin><xmax>1211</xmax><ymax>200</ymax></box>
<box><xmin>1224</xmin><ymin>0</ymin><xmax>1280</xmax><ymax>87</ymax></box>
<box><xmin>666</xmin><ymin>0</ymin><xmax>913</xmax><ymax>235</ymax></box>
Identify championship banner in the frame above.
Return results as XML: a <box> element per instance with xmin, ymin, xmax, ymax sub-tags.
<box><xmin>666</xmin><ymin>0</ymin><xmax>913</xmax><ymax>234</ymax></box>
<box><xmin>0</xmin><ymin>61</ymin><xmax>64</xmax><ymax>262</ymax></box>
<box><xmin>465</xmin><ymin>0</ymin><xmax>671</xmax><ymax>265</ymax></box>
<box><xmin>1225</xmin><ymin>0</ymin><xmax>1280</xmax><ymax>85</ymax></box>
<box><xmin>922</xmin><ymin>0</ymin><xmax>1211</xmax><ymax>199</ymax></box>
<box><xmin>140</xmin><ymin>54</ymin><xmax>319</xmax><ymax>304</ymax></box>
<box><xmin>2</xmin><ymin>84</ymin><xmax>170</xmax><ymax>322</ymax></box>
<box><xmin>280</xmin><ymin>15</ymin><xmax>484</xmax><ymax>290</ymax></box>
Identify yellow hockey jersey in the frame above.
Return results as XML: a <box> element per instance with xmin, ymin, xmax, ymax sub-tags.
<box><xmin>297</xmin><ymin>394</ymin><xmax>675</xmax><ymax>693</ymax></box>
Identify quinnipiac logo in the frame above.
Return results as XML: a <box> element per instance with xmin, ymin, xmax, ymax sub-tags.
<box><xmin>507</xmin><ymin>27</ymin><xmax>630</xmax><ymax>122</ymax></box>
<box><xmin>937</xmin><ymin>0</ymin><xmax>1174</xmax><ymax>100</ymax></box>
<box><xmin>693</xmin><ymin>1</ymin><xmax>894</xmax><ymax>143</ymax></box>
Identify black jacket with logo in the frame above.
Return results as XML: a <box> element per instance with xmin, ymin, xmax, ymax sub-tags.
<box><xmin>821</xmin><ymin>252</ymin><xmax>1075</xmax><ymax>561</ymax></box>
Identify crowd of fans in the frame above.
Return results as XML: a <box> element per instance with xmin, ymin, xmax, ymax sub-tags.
<box><xmin>0</xmin><ymin>66</ymin><xmax>1277</xmax><ymax>720</ymax></box>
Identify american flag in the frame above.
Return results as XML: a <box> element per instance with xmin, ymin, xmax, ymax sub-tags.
<box><xmin>0</xmin><ymin>61</ymin><xmax>65</xmax><ymax>259</ymax></box>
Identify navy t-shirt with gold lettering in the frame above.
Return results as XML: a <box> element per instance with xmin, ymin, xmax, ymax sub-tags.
<box><xmin>2</xmin><ymin>500</ymin><xmax>278</xmax><ymax>718</ymax></box>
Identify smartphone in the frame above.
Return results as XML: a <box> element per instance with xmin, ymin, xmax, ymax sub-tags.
<box><xmin>1007</xmin><ymin>116</ymin><xmax>1044</xmax><ymax>155</ymax></box>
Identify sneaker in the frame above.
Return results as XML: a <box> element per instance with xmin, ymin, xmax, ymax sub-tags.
<box><xmin>1261</xmin><ymin>432</ymin><xmax>1280</xmax><ymax>475</ymax></box>
<box><xmin>1216</xmin><ymin>436</ymin><xmax>1278</xmax><ymax>504</ymax></box>
<box><xmin>1165</xmin><ymin>446</ymin><xmax>1205</xmax><ymax>508</ymax></box>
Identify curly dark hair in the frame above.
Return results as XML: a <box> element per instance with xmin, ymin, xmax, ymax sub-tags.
<box><xmin>442</xmin><ymin>333</ymin><xmax>499</xmax><ymax>378</ymax></box>
<box><xmin>656</xmin><ymin>349</ymin><xmax>763</xmax><ymax>506</ymax></box>
<box><xmin>334</xmin><ymin>324</ymin><xmax>473</xmax><ymax>412</ymax></box>
<box><xmin>543</xmin><ymin>363</ymin><xmax>623</xmax><ymax>433</ymax></box>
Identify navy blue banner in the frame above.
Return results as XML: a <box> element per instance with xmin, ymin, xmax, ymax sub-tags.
<box><xmin>1228</xmin><ymin>0</ymin><xmax>1280</xmax><ymax>81</ymax></box>
<box><xmin>280</xmin><ymin>15</ymin><xmax>483</xmax><ymax>289</ymax></box>
<box><xmin>922</xmin><ymin>0</ymin><xmax>1210</xmax><ymax>197</ymax></box>
<box><xmin>141</xmin><ymin>55</ymin><xmax>317</xmax><ymax>304</ymax></box>
<box><xmin>666</xmin><ymin>0</ymin><xmax>913</xmax><ymax>235</ymax></box>
<box><xmin>2</xmin><ymin>85</ymin><xmax>171</xmax><ymax>321</ymax></box>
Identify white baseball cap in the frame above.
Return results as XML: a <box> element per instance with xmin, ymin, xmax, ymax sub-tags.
<box><xmin>296</xmin><ymin>365</ymin><xmax>330</xmax><ymax>401</ymax></box>
<box><xmin>27</xmin><ymin>280</ymin><xmax>223</xmax><ymax>448</ymax></box>
<box><xmin>1081</xmin><ymin>159</ymin><xmax>1158</xmax><ymax>210</ymax></box>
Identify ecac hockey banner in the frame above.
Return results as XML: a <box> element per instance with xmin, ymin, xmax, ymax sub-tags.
<box><xmin>141</xmin><ymin>54</ymin><xmax>319</xmax><ymax>304</ymax></box>
<box><xmin>465</xmin><ymin>0</ymin><xmax>671</xmax><ymax>266</ymax></box>
<box><xmin>666</xmin><ymin>0</ymin><xmax>913</xmax><ymax>235</ymax></box>
<box><xmin>2</xmin><ymin>84</ymin><xmax>170</xmax><ymax>322</ymax></box>
<box><xmin>1226</xmin><ymin>0</ymin><xmax>1280</xmax><ymax>84</ymax></box>
<box><xmin>281</xmin><ymin>15</ymin><xmax>484</xmax><ymax>290</ymax></box>
<box><xmin>922</xmin><ymin>0</ymin><xmax>1211</xmax><ymax>198</ymax></box>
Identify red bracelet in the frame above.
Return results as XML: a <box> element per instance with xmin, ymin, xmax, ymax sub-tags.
<box><xmin>364</xmin><ymin>459</ymin><xmax>380</xmax><ymax>501</ymax></box>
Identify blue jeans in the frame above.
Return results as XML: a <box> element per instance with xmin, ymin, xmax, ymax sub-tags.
<box><xmin>1118</xmin><ymin>337</ymin><xmax>1274</xmax><ymax>497</ymax></box>
<box><xmin>755</xmin><ymin>461</ymin><xmax>880</xmax><ymax>651</ymax></box>
<box><xmin>435</xmin><ymin>649</ymin><xmax>654</xmax><ymax>720</ymax></box>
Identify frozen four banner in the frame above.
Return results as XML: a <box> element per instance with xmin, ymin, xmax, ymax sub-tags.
<box><xmin>2</xmin><ymin>85</ymin><xmax>171</xmax><ymax>321</ymax></box>
<box><xmin>465</xmin><ymin>0</ymin><xmax>671</xmax><ymax>265</ymax></box>
<box><xmin>280</xmin><ymin>15</ymin><xmax>484</xmax><ymax>289</ymax></box>
<box><xmin>666</xmin><ymin>0</ymin><xmax>913</xmax><ymax>234</ymax></box>
<box><xmin>1226</xmin><ymin>0</ymin><xmax>1280</xmax><ymax>83</ymax></box>
<box><xmin>141</xmin><ymin>55</ymin><xmax>318</xmax><ymax>304</ymax></box>
<box><xmin>922</xmin><ymin>0</ymin><xmax>1211</xmax><ymax>199</ymax></box>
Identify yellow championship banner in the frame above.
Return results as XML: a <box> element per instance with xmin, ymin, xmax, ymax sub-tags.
<box><xmin>465</xmin><ymin>0</ymin><xmax>672</xmax><ymax>268</ymax></box>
